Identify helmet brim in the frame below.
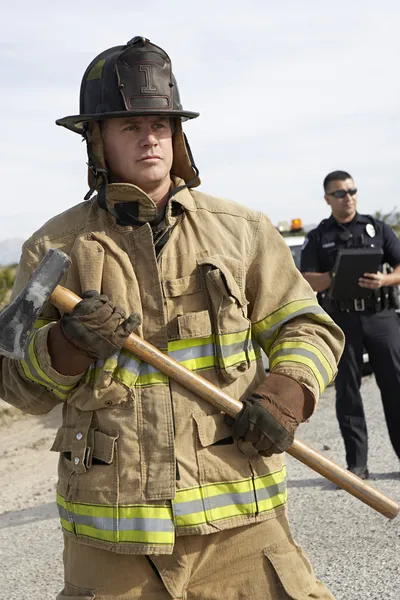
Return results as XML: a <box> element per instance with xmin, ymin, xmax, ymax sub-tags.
<box><xmin>56</xmin><ymin>110</ymin><xmax>200</xmax><ymax>134</ymax></box>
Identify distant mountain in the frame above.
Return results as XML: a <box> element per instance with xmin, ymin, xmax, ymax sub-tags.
<box><xmin>0</xmin><ymin>238</ymin><xmax>24</xmax><ymax>266</ymax></box>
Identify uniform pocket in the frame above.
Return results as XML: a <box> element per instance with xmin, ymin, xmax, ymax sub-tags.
<box><xmin>263</xmin><ymin>536</ymin><xmax>317</xmax><ymax>599</ymax></box>
<box><xmin>177</xmin><ymin>310</ymin><xmax>212</xmax><ymax>339</ymax></box>
<box><xmin>193</xmin><ymin>412</ymin><xmax>252</xmax><ymax>485</ymax></box>
<box><xmin>51</xmin><ymin>425</ymin><xmax>119</xmax><ymax>495</ymax></box>
<box><xmin>198</xmin><ymin>256</ymin><xmax>252</xmax><ymax>383</ymax></box>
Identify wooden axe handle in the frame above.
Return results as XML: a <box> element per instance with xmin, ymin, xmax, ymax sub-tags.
<box><xmin>50</xmin><ymin>285</ymin><xmax>400</xmax><ymax>520</ymax></box>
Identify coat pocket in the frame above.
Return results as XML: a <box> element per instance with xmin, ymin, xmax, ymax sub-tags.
<box><xmin>51</xmin><ymin>425</ymin><xmax>119</xmax><ymax>495</ymax></box>
<box><xmin>263</xmin><ymin>536</ymin><xmax>317</xmax><ymax>599</ymax></box>
<box><xmin>198</xmin><ymin>256</ymin><xmax>252</xmax><ymax>382</ymax></box>
<box><xmin>193</xmin><ymin>412</ymin><xmax>252</xmax><ymax>486</ymax></box>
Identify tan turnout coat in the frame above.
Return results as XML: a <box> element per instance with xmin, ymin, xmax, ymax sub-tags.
<box><xmin>0</xmin><ymin>180</ymin><xmax>344</xmax><ymax>555</ymax></box>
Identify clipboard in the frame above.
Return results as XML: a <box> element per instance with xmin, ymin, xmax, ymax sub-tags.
<box><xmin>328</xmin><ymin>248</ymin><xmax>383</xmax><ymax>300</ymax></box>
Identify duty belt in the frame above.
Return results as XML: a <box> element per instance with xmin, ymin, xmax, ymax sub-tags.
<box><xmin>335</xmin><ymin>298</ymin><xmax>380</xmax><ymax>312</ymax></box>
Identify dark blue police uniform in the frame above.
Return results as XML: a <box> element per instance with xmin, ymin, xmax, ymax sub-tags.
<box><xmin>301</xmin><ymin>213</ymin><xmax>400</xmax><ymax>474</ymax></box>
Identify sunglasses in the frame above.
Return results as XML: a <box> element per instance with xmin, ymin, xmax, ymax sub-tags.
<box><xmin>327</xmin><ymin>188</ymin><xmax>358</xmax><ymax>199</ymax></box>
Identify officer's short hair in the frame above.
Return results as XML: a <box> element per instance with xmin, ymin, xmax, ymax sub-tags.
<box><xmin>323</xmin><ymin>170</ymin><xmax>353</xmax><ymax>191</ymax></box>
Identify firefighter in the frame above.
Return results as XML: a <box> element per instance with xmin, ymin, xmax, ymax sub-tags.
<box><xmin>0</xmin><ymin>37</ymin><xmax>344</xmax><ymax>599</ymax></box>
<box><xmin>301</xmin><ymin>170</ymin><xmax>400</xmax><ymax>479</ymax></box>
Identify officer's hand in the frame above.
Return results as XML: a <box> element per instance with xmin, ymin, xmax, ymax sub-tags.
<box><xmin>229</xmin><ymin>394</ymin><xmax>299</xmax><ymax>457</ymax></box>
<box><xmin>60</xmin><ymin>291</ymin><xmax>142</xmax><ymax>360</ymax></box>
<box><xmin>359</xmin><ymin>272</ymin><xmax>387</xmax><ymax>289</ymax></box>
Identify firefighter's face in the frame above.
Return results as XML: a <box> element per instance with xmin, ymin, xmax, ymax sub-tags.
<box><xmin>102</xmin><ymin>116</ymin><xmax>173</xmax><ymax>192</ymax></box>
<box><xmin>324</xmin><ymin>178</ymin><xmax>358</xmax><ymax>222</ymax></box>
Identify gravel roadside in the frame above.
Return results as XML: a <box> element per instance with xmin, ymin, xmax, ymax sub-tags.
<box><xmin>0</xmin><ymin>376</ymin><xmax>399</xmax><ymax>599</ymax></box>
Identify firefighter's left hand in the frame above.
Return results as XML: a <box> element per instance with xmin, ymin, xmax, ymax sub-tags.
<box><xmin>359</xmin><ymin>272</ymin><xmax>387</xmax><ymax>289</ymax></box>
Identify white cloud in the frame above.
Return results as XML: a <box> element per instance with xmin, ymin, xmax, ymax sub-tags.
<box><xmin>1</xmin><ymin>0</ymin><xmax>400</xmax><ymax>238</ymax></box>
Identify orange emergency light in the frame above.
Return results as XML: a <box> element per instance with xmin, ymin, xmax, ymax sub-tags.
<box><xmin>291</xmin><ymin>218</ymin><xmax>303</xmax><ymax>232</ymax></box>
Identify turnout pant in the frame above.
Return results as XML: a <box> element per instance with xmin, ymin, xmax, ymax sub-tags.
<box><xmin>333</xmin><ymin>309</ymin><xmax>400</xmax><ymax>469</ymax></box>
<box><xmin>57</xmin><ymin>513</ymin><xmax>334</xmax><ymax>599</ymax></box>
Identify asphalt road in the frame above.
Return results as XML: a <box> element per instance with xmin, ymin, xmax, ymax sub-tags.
<box><xmin>0</xmin><ymin>375</ymin><xmax>399</xmax><ymax>600</ymax></box>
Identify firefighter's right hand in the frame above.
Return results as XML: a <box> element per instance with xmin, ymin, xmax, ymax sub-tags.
<box><xmin>59</xmin><ymin>290</ymin><xmax>141</xmax><ymax>360</ymax></box>
<box><xmin>231</xmin><ymin>395</ymin><xmax>298</xmax><ymax>457</ymax></box>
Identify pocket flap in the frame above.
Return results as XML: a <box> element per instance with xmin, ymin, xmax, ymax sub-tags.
<box><xmin>163</xmin><ymin>274</ymin><xmax>200</xmax><ymax>298</ymax></box>
<box><xmin>193</xmin><ymin>413</ymin><xmax>233</xmax><ymax>447</ymax></box>
<box><xmin>263</xmin><ymin>537</ymin><xmax>316</xmax><ymax>599</ymax></box>
<box><xmin>50</xmin><ymin>427</ymin><xmax>119</xmax><ymax>464</ymax></box>
<box><xmin>177</xmin><ymin>310</ymin><xmax>212</xmax><ymax>339</ymax></box>
<box><xmin>198</xmin><ymin>256</ymin><xmax>247</xmax><ymax>307</ymax></box>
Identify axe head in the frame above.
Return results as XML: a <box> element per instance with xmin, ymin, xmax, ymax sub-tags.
<box><xmin>0</xmin><ymin>249</ymin><xmax>71</xmax><ymax>360</ymax></box>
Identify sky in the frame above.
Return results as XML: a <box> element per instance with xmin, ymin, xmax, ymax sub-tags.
<box><xmin>1</xmin><ymin>0</ymin><xmax>400</xmax><ymax>240</ymax></box>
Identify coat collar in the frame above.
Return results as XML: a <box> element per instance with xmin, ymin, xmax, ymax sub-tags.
<box><xmin>103</xmin><ymin>177</ymin><xmax>196</xmax><ymax>222</ymax></box>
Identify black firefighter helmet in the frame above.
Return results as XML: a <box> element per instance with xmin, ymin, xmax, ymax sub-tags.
<box><xmin>56</xmin><ymin>36</ymin><xmax>200</xmax><ymax>192</ymax></box>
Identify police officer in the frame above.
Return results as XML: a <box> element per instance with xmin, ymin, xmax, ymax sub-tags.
<box><xmin>301</xmin><ymin>170</ymin><xmax>400</xmax><ymax>479</ymax></box>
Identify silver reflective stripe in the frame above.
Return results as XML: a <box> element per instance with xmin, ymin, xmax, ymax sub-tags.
<box><xmin>139</xmin><ymin>362</ymin><xmax>162</xmax><ymax>376</ymax></box>
<box><xmin>59</xmin><ymin>509</ymin><xmax>174</xmax><ymax>532</ymax></box>
<box><xmin>218</xmin><ymin>340</ymin><xmax>253</xmax><ymax>359</ymax></box>
<box><xmin>204</xmin><ymin>489</ymin><xmax>256</xmax><ymax>510</ymax></box>
<box><xmin>169</xmin><ymin>343</ymin><xmax>214</xmax><ymax>363</ymax></box>
<box><xmin>173</xmin><ymin>489</ymin><xmax>256</xmax><ymax>518</ymax></box>
<box><xmin>256</xmin><ymin>480</ymin><xmax>286</xmax><ymax>502</ymax></box>
<box><xmin>58</xmin><ymin>505</ymin><xmax>74</xmax><ymax>523</ymax></box>
<box><xmin>118</xmin><ymin>353</ymin><xmax>141</xmax><ymax>374</ymax></box>
<box><xmin>259</xmin><ymin>305</ymin><xmax>326</xmax><ymax>344</ymax></box>
<box><xmin>271</xmin><ymin>347</ymin><xmax>330</xmax><ymax>387</ymax></box>
<box><xmin>173</xmin><ymin>498</ymin><xmax>204</xmax><ymax>517</ymax></box>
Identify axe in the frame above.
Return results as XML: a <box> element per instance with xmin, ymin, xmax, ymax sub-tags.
<box><xmin>0</xmin><ymin>249</ymin><xmax>398</xmax><ymax>520</ymax></box>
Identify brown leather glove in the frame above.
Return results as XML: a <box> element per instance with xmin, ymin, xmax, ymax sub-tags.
<box><xmin>230</xmin><ymin>373</ymin><xmax>314</xmax><ymax>457</ymax></box>
<box><xmin>60</xmin><ymin>291</ymin><xmax>142</xmax><ymax>360</ymax></box>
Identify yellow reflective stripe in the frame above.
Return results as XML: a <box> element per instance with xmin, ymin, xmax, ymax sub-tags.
<box><xmin>180</xmin><ymin>355</ymin><xmax>216</xmax><ymax>371</ymax></box>
<box><xmin>204</xmin><ymin>478</ymin><xmax>253</xmax><ymax>498</ymax></box>
<box><xmin>57</xmin><ymin>468</ymin><xmax>287</xmax><ymax>544</ymax></box>
<box><xmin>218</xmin><ymin>330</ymin><xmax>250</xmax><ymax>346</ymax></box>
<box><xmin>254</xmin><ymin>327</ymin><xmax>280</xmax><ymax>354</ymax></box>
<box><xmin>136</xmin><ymin>371</ymin><xmax>168</xmax><ymax>387</ymax></box>
<box><xmin>254</xmin><ymin>465</ymin><xmax>287</xmax><ymax>512</ymax></box>
<box><xmin>253</xmin><ymin>299</ymin><xmax>320</xmax><ymax>334</ymax></box>
<box><xmin>73</xmin><ymin>524</ymin><xmax>116</xmax><ymax>542</ymax></box>
<box><xmin>216</xmin><ymin>346</ymin><xmax>260</xmax><ymax>369</ymax></box>
<box><xmin>59</xmin><ymin>516</ymin><xmax>74</xmax><ymax>533</ymax></box>
<box><xmin>26</xmin><ymin>334</ymin><xmax>72</xmax><ymax>391</ymax></box>
<box><xmin>20</xmin><ymin>334</ymin><xmax>74</xmax><ymax>400</ymax></box>
<box><xmin>85</xmin><ymin>329</ymin><xmax>261</xmax><ymax>390</ymax></box>
<box><xmin>174</xmin><ymin>486</ymin><xmax>203</xmax><ymax>504</ymax></box>
<box><xmin>253</xmin><ymin>299</ymin><xmax>330</xmax><ymax>354</ymax></box>
<box><xmin>257</xmin><ymin>487</ymin><xmax>288</xmax><ymax>512</ymax></box>
<box><xmin>57</xmin><ymin>494</ymin><xmax>175</xmax><ymax>545</ymax></box>
<box><xmin>270</xmin><ymin>341</ymin><xmax>333</xmax><ymax>381</ymax></box>
<box><xmin>173</xmin><ymin>468</ymin><xmax>287</xmax><ymax>528</ymax></box>
<box><xmin>168</xmin><ymin>335</ymin><xmax>214</xmax><ymax>352</ymax></box>
<box><xmin>254</xmin><ymin>465</ymin><xmax>287</xmax><ymax>490</ymax></box>
<box><xmin>204</xmin><ymin>478</ymin><xmax>257</xmax><ymax>522</ymax></box>
<box><xmin>269</xmin><ymin>341</ymin><xmax>333</xmax><ymax>392</ymax></box>
<box><xmin>270</xmin><ymin>354</ymin><xmax>325</xmax><ymax>392</ymax></box>
<box><xmin>113</xmin><ymin>367</ymin><xmax>139</xmax><ymax>388</ymax></box>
